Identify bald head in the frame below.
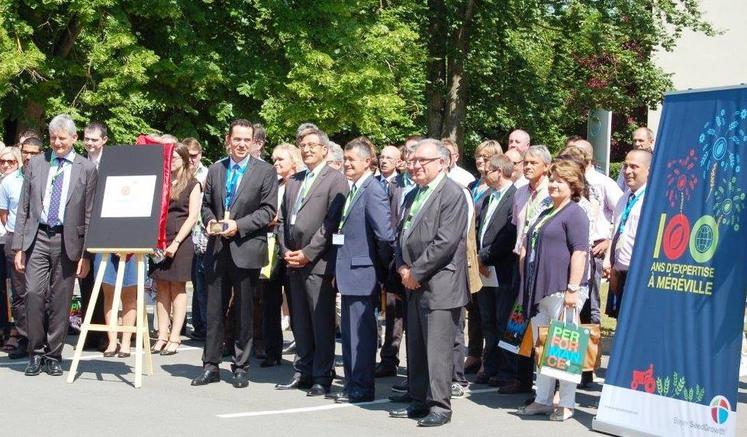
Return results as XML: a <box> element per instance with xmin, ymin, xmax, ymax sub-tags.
<box><xmin>379</xmin><ymin>145</ymin><xmax>402</xmax><ymax>178</ymax></box>
<box><xmin>505</xmin><ymin>148</ymin><xmax>524</xmax><ymax>182</ymax></box>
<box><xmin>508</xmin><ymin>129</ymin><xmax>530</xmax><ymax>153</ymax></box>
<box><xmin>623</xmin><ymin>149</ymin><xmax>652</xmax><ymax>192</ymax></box>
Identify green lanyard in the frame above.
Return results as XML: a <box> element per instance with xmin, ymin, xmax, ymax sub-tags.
<box><xmin>528</xmin><ymin>206</ymin><xmax>560</xmax><ymax>253</ymax></box>
<box><xmin>293</xmin><ymin>169</ymin><xmax>318</xmax><ymax>215</ymax></box>
<box><xmin>49</xmin><ymin>158</ymin><xmax>66</xmax><ymax>188</ymax></box>
<box><xmin>338</xmin><ymin>184</ymin><xmax>358</xmax><ymax>231</ymax></box>
<box><xmin>403</xmin><ymin>184</ymin><xmax>432</xmax><ymax>230</ymax></box>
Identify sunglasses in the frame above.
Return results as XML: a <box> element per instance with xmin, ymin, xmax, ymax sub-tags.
<box><xmin>0</xmin><ymin>159</ymin><xmax>17</xmax><ymax>165</ymax></box>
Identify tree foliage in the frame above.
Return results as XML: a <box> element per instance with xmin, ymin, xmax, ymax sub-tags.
<box><xmin>0</xmin><ymin>0</ymin><xmax>712</xmax><ymax>160</ymax></box>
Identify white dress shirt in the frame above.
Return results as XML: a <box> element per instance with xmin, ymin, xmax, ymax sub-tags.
<box><xmin>41</xmin><ymin>149</ymin><xmax>76</xmax><ymax>225</ymax></box>
<box><xmin>611</xmin><ymin>184</ymin><xmax>647</xmax><ymax>271</ymax></box>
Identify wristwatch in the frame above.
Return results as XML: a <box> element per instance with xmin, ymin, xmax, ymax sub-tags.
<box><xmin>566</xmin><ymin>283</ymin><xmax>580</xmax><ymax>293</ymax></box>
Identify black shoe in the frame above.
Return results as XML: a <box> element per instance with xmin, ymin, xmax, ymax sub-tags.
<box><xmin>188</xmin><ymin>331</ymin><xmax>206</xmax><ymax>341</ymax></box>
<box><xmin>232</xmin><ymin>370</ymin><xmax>249</xmax><ymax>388</ymax></box>
<box><xmin>191</xmin><ymin>369</ymin><xmax>220</xmax><ymax>386</ymax></box>
<box><xmin>45</xmin><ymin>358</ymin><xmax>63</xmax><ymax>376</ymax></box>
<box><xmin>306</xmin><ymin>384</ymin><xmax>329</xmax><ymax>397</ymax></box>
<box><xmin>336</xmin><ymin>392</ymin><xmax>374</xmax><ymax>403</ymax></box>
<box><xmin>578</xmin><ymin>370</ymin><xmax>594</xmax><ymax>388</ymax></box>
<box><xmin>418</xmin><ymin>412</ymin><xmax>451</xmax><ymax>427</ymax></box>
<box><xmin>391</xmin><ymin>379</ymin><xmax>408</xmax><ymax>393</ymax></box>
<box><xmin>24</xmin><ymin>356</ymin><xmax>43</xmax><ymax>376</ymax></box>
<box><xmin>8</xmin><ymin>346</ymin><xmax>28</xmax><ymax>360</ymax></box>
<box><xmin>326</xmin><ymin>389</ymin><xmax>346</xmax><ymax>400</ymax></box>
<box><xmin>374</xmin><ymin>364</ymin><xmax>397</xmax><ymax>378</ymax></box>
<box><xmin>488</xmin><ymin>376</ymin><xmax>512</xmax><ymax>387</ymax></box>
<box><xmin>389</xmin><ymin>406</ymin><xmax>429</xmax><ymax>419</ymax></box>
<box><xmin>275</xmin><ymin>376</ymin><xmax>312</xmax><ymax>390</ymax></box>
<box><xmin>260</xmin><ymin>357</ymin><xmax>282</xmax><ymax>368</ymax></box>
<box><xmin>389</xmin><ymin>392</ymin><xmax>414</xmax><ymax>403</ymax></box>
<box><xmin>281</xmin><ymin>341</ymin><xmax>296</xmax><ymax>355</ymax></box>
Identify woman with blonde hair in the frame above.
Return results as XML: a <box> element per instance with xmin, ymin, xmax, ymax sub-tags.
<box><xmin>150</xmin><ymin>143</ymin><xmax>202</xmax><ymax>355</ymax></box>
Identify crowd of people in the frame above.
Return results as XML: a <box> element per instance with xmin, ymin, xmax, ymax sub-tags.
<box><xmin>0</xmin><ymin>114</ymin><xmax>655</xmax><ymax>427</ymax></box>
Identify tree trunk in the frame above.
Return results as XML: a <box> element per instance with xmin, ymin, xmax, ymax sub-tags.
<box><xmin>425</xmin><ymin>0</ymin><xmax>447</xmax><ymax>138</ymax></box>
<box><xmin>441</xmin><ymin>0</ymin><xmax>477</xmax><ymax>149</ymax></box>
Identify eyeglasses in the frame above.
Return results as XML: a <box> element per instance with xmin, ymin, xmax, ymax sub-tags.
<box><xmin>475</xmin><ymin>154</ymin><xmax>491</xmax><ymax>160</ymax></box>
<box><xmin>299</xmin><ymin>143</ymin><xmax>324</xmax><ymax>151</ymax></box>
<box><xmin>408</xmin><ymin>157</ymin><xmax>440</xmax><ymax>167</ymax></box>
<box><xmin>0</xmin><ymin>159</ymin><xmax>17</xmax><ymax>165</ymax></box>
<box><xmin>21</xmin><ymin>149</ymin><xmax>40</xmax><ymax>156</ymax></box>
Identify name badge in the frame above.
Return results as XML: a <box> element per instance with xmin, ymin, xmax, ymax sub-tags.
<box><xmin>332</xmin><ymin>233</ymin><xmax>345</xmax><ymax>246</ymax></box>
<box><xmin>290</xmin><ymin>214</ymin><xmax>297</xmax><ymax>225</ymax></box>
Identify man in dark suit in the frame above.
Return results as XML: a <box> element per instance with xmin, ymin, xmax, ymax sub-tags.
<box><xmin>389</xmin><ymin>139</ymin><xmax>468</xmax><ymax>427</ymax></box>
<box><xmin>276</xmin><ymin>126</ymin><xmax>348</xmax><ymax>396</ymax></box>
<box><xmin>376</xmin><ymin>139</ymin><xmax>417</xmax><ymax>379</ymax></box>
<box><xmin>191</xmin><ymin>119</ymin><xmax>278</xmax><ymax>389</ymax></box>
<box><xmin>333</xmin><ymin>139</ymin><xmax>394</xmax><ymax>403</ymax></box>
<box><xmin>13</xmin><ymin>114</ymin><xmax>97</xmax><ymax>376</ymax></box>
<box><xmin>473</xmin><ymin>154</ymin><xmax>519</xmax><ymax>386</ymax></box>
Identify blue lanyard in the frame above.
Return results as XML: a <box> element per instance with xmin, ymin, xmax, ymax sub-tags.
<box><xmin>617</xmin><ymin>189</ymin><xmax>645</xmax><ymax>234</ymax></box>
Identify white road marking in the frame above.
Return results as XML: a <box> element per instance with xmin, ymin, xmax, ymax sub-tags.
<box><xmin>0</xmin><ymin>345</ymin><xmax>201</xmax><ymax>367</ymax></box>
<box><xmin>217</xmin><ymin>387</ymin><xmax>498</xmax><ymax>419</ymax></box>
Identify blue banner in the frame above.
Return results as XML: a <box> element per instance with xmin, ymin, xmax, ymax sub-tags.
<box><xmin>594</xmin><ymin>86</ymin><xmax>747</xmax><ymax>436</ymax></box>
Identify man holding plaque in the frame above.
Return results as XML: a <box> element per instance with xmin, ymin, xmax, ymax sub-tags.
<box><xmin>275</xmin><ymin>126</ymin><xmax>348</xmax><ymax>396</ymax></box>
<box><xmin>13</xmin><ymin>114</ymin><xmax>98</xmax><ymax>376</ymax></box>
<box><xmin>191</xmin><ymin>119</ymin><xmax>278</xmax><ymax>389</ymax></box>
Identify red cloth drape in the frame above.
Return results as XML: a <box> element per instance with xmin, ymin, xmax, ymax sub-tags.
<box><xmin>136</xmin><ymin>135</ymin><xmax>174</xmax><ymax>249</ymax></box>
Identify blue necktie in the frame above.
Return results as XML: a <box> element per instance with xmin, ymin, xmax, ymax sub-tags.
<box><xmin>225</xmin><ymin>164</ymin><xmax>242</xmax><ymax>209</ymax></box>
<box><xmin>47</xmin><ymin>157</ymin><xmax>65</xmax><ymax>226</ymax></box>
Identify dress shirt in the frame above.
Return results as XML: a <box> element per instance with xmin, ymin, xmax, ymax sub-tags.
<box><xmin>585</xmin><ymin>168</ymin><xmax>623</xmax><ymax>241</ymax></box>
<box><xmin>41</xmin><ymin>149</ymin><xmax>75</xmax><ymax>225</ymax></box>
<box><xmin>0</xmin><ymin>170</ymin><xmax>24</xmax><ymax>232</ymax></box>
<box><xmin>448</xmin><ymin>165</ymin><xmax>476</xmax><ymax>188</ymax></box>
<box><xmin>512</xmin><ymin>177</ymin><xmax>551</xmax><ymax>254</ymax></box>
<box><xmin>611</xmin><ymin>184</ymin><xmax>647</xmax><ymax>271</ymax></box>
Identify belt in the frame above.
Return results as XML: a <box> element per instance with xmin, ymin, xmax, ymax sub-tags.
<box><xmin>39</xmin><ymin>224</ymin><xmax>64</xmax><ymax>235</ymax></box>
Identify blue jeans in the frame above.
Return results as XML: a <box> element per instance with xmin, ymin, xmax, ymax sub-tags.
<box><xmin>191</xmin><ymin>252</ymin><xmax>207</xmax><ymax>335</ymax></box>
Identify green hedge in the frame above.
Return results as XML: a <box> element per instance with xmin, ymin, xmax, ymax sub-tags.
<box><xmin>609</xmin><ymin>162</ymin><xmax>623</xmax><ymax>181</ymax></box>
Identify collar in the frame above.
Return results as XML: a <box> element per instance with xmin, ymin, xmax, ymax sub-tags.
<box><xmin>306</xmin><ymin>162</ymin><xmax>326</xmax><ymax>177</ymax></box>
<box><xmin>229</xmin><ymin>155</ymin><xmax>250</xmax><ymax>170</ymax></box>
<box><xmin>631</xmin><ymin>183</ymin><xmax>647</xmax><ymax>197</ymax></box>
<box><xmin>419</xmin><ymin>171</ymin><xmax>446</xmax><ymax>191</ymax></box>
<box><xmin>54</xmin><ymin>149</ymin><xmax>76</xmax><ymax>163</ymax></box>
<box><xmin>528</xmin><ymin>176</ymin><xmax>548</xmax><ymax>194</ymax></box>
<box><xmin>352</xmin><ymin>171</ymin><xmax>372</xmax><ymax>189</ymax></box>
<box><xmin>493</xmin><ymin>181</ymin><xmax>512</xmax><ymax>197</ymax></box>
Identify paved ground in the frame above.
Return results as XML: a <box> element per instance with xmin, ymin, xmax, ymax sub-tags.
<box><xmin>2</xmin><ymin>302</ymin><xmax>746</xmax><ymax>437</ymax></box>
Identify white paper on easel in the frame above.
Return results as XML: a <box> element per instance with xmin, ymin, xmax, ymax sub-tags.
<box><xmin>480</xmin><ymin>266</ymin><xmax>499</xmax><ymax>287</ymax></box>
<box><xmin>101</xmin><ymin>175</ymin><xmax>157</xmax><ymax>218</ymax></box>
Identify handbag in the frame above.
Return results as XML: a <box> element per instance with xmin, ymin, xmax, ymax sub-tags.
<box><xmin>260</xmin><ymin>233</ymin><xmax>279</xmax><ymax>280</ymax></box>
<box><xmin>535</xmin><ymin>308</ymin><xmax>594</xmax><ymax>383</ymax></box>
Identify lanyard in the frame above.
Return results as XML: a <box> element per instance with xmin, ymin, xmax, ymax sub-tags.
<box><xmin>528</xmin><ymin>206</ymin><xmax>561</xmax><ymax>253</ymax></box>
<box><xmin>617</xmin><ymin>189</ymin><xmax>645</xmax><ymax>234</ymax></box>
<box><xmin>524</xmin><ymin>187</ymin><xmax>547</xmax><ymax>228</ymax></box>
<box><xmin>49</xmin><ymin>158</ymin><xmax>66</xmax><ymax>188</ymax></box>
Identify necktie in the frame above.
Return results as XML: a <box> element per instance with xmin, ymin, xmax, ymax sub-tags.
<box><xmin>339</xmin><ymin>183</ymin><xmax>358</xmax><ymax>230</ymax></box>
<box><xmin>47</xmin><ymin>157</ymin><xmax>66</xmax><ymax>226</ymax></box>
<box><xmin>225</xmin><ymin>164</ymin><xmax>242</xmax><ymax>209</ymax></box>
<box><xmin>379</xmin><ymin>177</ymin><xmax>390</xmax><ymax>196</ymax></box>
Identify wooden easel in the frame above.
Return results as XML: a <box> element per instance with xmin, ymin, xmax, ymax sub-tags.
<box><xmin>67</xmin><ymin>249</ymin><xmax>154</xmax><ymax>388</ymax></box>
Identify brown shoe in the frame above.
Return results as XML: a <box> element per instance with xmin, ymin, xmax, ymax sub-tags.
<box><xmin>464</xmin><ymin>356</ymin><xmax>481</xmax><ymax>374</ymax></box>
<box><xmin>498</xmin><ymin>379</ymin><xmax>533</xmax><ymax>394</ymax></box>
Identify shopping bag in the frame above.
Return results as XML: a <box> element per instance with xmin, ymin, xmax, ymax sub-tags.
<box><xmin>537</xmin><ymin>313</ymin><xmax>590</xmax><ymax>384</ymax></box>
<box><xmin>517</xmin><ymin>321</ymin><xmax>533</xmax><ymax>357</ymax></box>
<box><xmin>535</xmin><ymin>323</ymin><xmax>600</xmax><ymax>371</ymax></box>
<box><xmin>498</xmin><ymin>303</ymin><xmax>529</xmax><ymax>354</ymax></box>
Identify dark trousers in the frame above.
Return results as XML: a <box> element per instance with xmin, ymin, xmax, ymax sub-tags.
<box><xmin>0</xmin><ymin>243</ymin><xmax>7</xmax><ymax>332</ymax></box>
<box><xmin>25</xmin><ymin>229</ymin><xmax>77</xmax><ymax>361</ymax></box>
<box><xmin>452</xmin><ymin>307</ymin><xmax>467</xmax><ymax>385</ymax></box>
<box><xmin>581</xmin><ymin>256</ymin><xmax>602</xmax><ymax>324</ymax></box>
<box><xmin>190</xmin><ymin>252</ymin><xmax>207</xmax><ymax>336</ymax></box>
<box><xmin>341</xmin><ymin>294</ymin><xmax>377</xmax><ymax>396</ymax></box>
<box><xmin>78</xmin><ymin>254</ymin><xmax>106</xmax><ymax>349</ymax></box>
<box><xmin>261</xmin><ymin>270</ymin><xmax>285</xmax><ymax>360</ymax></box>
<box><xmin>252</xmin><ymin>284</ymin><xmax>263</xmax><ymax>353</ymax></box>
<box><xmin>379</xmin><ymin>291</ymin><xmax>405</xmax><ymax>369</ymax></box>
<box><xmin>202</xmin><ymin>249</ymin><xmax>259</xmax><ymax>371</ymax></box>
<box><xmin>606</xmin><ymin>269</ymin><xmax>628</xmax><ymax>318</ymax></box>
<box><xmin>288</xmin><ymin>270</ymin><xmax>336</xmax><ymax>386</ymax></box>
<box><xmin>408</xmin><ymin>292</ymin><xmax>460</xmax><ymax>416</ymax></box>
<box><xmin>477</xmin><ymin>285</ymin><xmax>518</xmax><ymax>380</ymax></box>
<box><xmin>466</xmin><ymin>296</ymin><xmax>482</xmax><ymax>358</ymax></box>
<box><xmin>5</xmin><ymin>234</ymin><xmax>27</xmax><ymax>343</ymax></box>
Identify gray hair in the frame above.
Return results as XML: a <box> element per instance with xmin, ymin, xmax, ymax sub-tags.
<box><xmin>326</xmin><ymin>141</ymin><xmax>343</xmax><ymax>162</ymax></box>
<box><xmin>48</xmin><ymin>114</ymin><xmax>77</xmax><ymax>136</ymax></box>
<box><xmin>525</xmin><ymin>144</ymin><xmax>552</xmax><ymax>165</ymax></box>
<box><xmin>344</xmin><ymin>138</ymin><xmax>373</xmax><ymax>159</ymax></box>
<box><xmin>296</xmin><ymin>123</ymin><xmax>319</xmax><ymax>138</ymax></box>
<box><xmin>296</xmin><ymin>125</ymin><xmax>329</xmax><ymax>148</ymax></box>
<box><xmin>416</xmin><ymin>138</ymin><xmax>450</xmax><ymax>164</ymax></box>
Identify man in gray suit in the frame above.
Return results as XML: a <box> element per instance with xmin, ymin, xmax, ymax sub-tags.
<box><xmin>276</xmin><ymin>126</ymin><xmax>348</xmax><ymax>396</ymax></box>
<box><xmin>13</xmin><ymin>114</ymin><xmax>97</xmax><ymax>376</ymax></box>
<box><xmin>389</xmin><ymin>139</ymin><xmax>469</xmax><ymax>427</ymax></box>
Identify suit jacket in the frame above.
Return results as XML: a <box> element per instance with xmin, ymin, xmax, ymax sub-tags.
<box><xmin>13</xmin><ymin>151</ymin><xmax>97</xmax><ymax>261</ymax></box>
<box><xmin>335</xmin><ymin>175</ymin><xmax>395</xmax><ymax>296</ymax></box>
<box><xmin>476</xmin><ymin>184</ymin><xmax>518</xmax><ymax>285</ymax></box>
<box><xmin>386</xmin><ymin>173</ymin><xmax>416</xmax><ymax>232</ymax></box>
<box><xmin>202</xmin><ymin>156</ymin><xmax>278</xmax><ymax>271</ymax></box>
<box><xmin>394</xmin><ymin>175</ymin><xmax>469</xmax><ymax>310</ymax></box>
<box><xmin>278</xmin><ymin>164</ymin><xmax>348</xmax><ymax>275</ymax></box>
